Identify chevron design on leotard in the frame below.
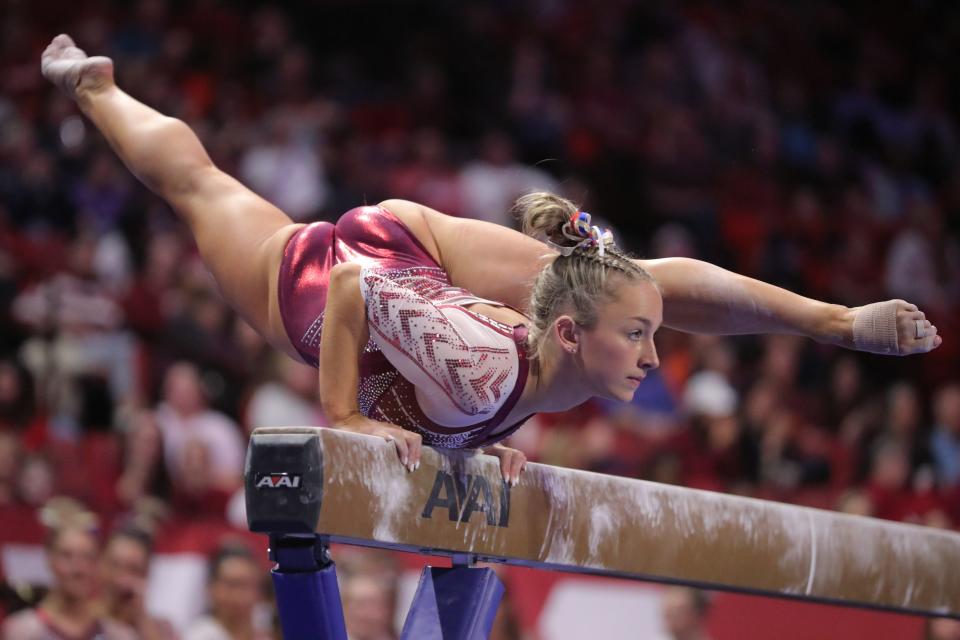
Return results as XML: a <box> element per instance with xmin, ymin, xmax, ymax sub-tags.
<box><xmin>360</xmin><ymin>269</ymin><xmax>515</xmax><ymax>417</ymax></box>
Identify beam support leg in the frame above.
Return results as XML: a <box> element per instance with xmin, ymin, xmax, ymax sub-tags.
<box><xmin>400</xmin><ymin>555</ymin><xmax>504</xmax><ymax>639</ymax></box>
<box><xmin>270</xmin><ymin>534</ymin><xmax>348</xmax><ymax>640</ymax></box>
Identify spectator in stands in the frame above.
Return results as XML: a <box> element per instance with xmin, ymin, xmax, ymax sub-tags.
<box><xmin>926</xmin><ymin>617</ymin><xmax>960</xmax><ymax>640</ymax></box>
<box><xmin>459</xmin><ymin>130</ymin><xmax>558</xmax><ymax>228</ymax></box>
<box><xmin>154</xmin><ymin>361</ymin><xmax>244</xmax><ymax>496</ymax></box>
<box><xmin>676</xmin><ymin>370</ymin><xmax>742</xmax><ymax>490</ymax></box>
<box><xmin>68</xmin><ymin>150</ymin><xmax>133</xmax><ymax>236</ymax></box>
<box><xmin>836</xmin><ymin>488</ymin><xmax>875</xmax><ymax>518</ymax></box>
<box><xmin>657</xmin><ymin>586</ymin><xmax>713</xmax><ymax>640</ymax></box>
<box><xmin>864</xmin><ymin>438</ymin><xmax>913</xmax><ymax>521</ymax></box>
<box><xmin>386</xmin><ymin>128</ymin><xmax>463</xmax><ymax>216</ymax></box>
<box><xmin>121</xmin><ymin>229</ymin><xmax>185</xmax><ymax>343</ymax></box>
<box><xmin>238</xmin><ymin>108</ymin><xmax>328</xmax><ymax>222</ymax></box>
<box><xmin>0</xmin><ymin>432</ymin><xmax>20</xmax><ymax>507</ymax></box>
<box><xmin>100</xmin><ymin>525</ymin><xmax>178</xmax><ymax>639</ymax></box>
<box><xmin>0</xmin><ymin>359</ymin><xmax>40</xmax><ymax>439</ymax></box>
<box><xmin>885</xmin><ymin>199</ymin><xmax>960</xmax><ymax>315</ymax></box>
<box><xmin>341</xmin><ymin>573</ymin><xmax>397</xmax><ymax>640</ymax></box>
<box><xmin>184</xmin><ymin>543</ymin><xmax>272</xmax><ymax>640</ymax></box>
<box><xmin>17</xmin><ymin>454</ymin><xmax>55</xmax><ymax>508</ymax></box>
<box><xmin>172</xmin><ymin>438</ymin><xmax>235</xmax><ymax>517</ymax></box>
<box><xmin>116</xmin><ymin>409</ymin><xmax>169</xmax><ymax>506</ymax></box>
<box><xmin>161</xmin><ymin>284</ymin><xmax>246</xmax><ymax>396</ymax></box>
<box><xmin>488</xmin><ymin>585</ymin><xmax>525</xmax><ymax>640</ymax></box>
<box><xmin>820</xmin><ymin>355</ymin><xmax>867</xmax><ymax>432</ymax></box>
<box><xmin>930</xmin><ymin>383</ymin><xmax>960</xmax><ymax>488</ymax></box>
<box><xmin>12</xmin><ymin>232</ymin><xmax>137</xmax><ymax>425</ymax></box>
<box><xmin>243</xmin><ymin>353</ymin><xmax>325</xmax><ymax>432</ymax></box>
<box><xmin>1</xmin><ymin>501</ymin><xmax>135</xmax><ymax>639</ymax></box>
<box><xmin>828</xmin><ymin>230</ymin><xmax>886</xmax><ymax>308</ymax></box>
<box><xmin>338</xmin><ymin>548</ymin><xmax>399</xmax><ymax>640</ymax></box>
<box><xmin>880</xmin><ymin>382</ymin><xmax>933</xmax><ymax>479</ymax></box>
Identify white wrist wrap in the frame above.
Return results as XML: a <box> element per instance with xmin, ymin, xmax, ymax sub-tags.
<box><xmin>852</xmin><ymin>300</ymin><xmax>900</xmax><ymax>355</ymax></box>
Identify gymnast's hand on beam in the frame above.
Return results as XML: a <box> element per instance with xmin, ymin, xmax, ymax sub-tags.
<box><xmin>337</xmin><ymin>414</ymin><xmax>422</xmax><ymax>473</ymax></box>
<box><xmin>482</xmin><ymin>444</ymin><xmax>527</xmax><ymax>487</ymax></box>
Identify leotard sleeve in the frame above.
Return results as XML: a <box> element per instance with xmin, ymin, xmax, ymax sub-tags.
<box><xmin>358</xmin><ymin>267</ymin><xmax>520</xmax><ymax>426</ymax></box>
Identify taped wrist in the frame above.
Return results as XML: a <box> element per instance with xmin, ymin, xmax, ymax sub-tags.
<box><xmin>852</xmin><ymin>300</ymin><xmax>900</xmax><ymax>355</ymax></box>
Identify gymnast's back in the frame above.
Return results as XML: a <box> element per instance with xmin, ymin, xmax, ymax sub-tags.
<box><xmin>277</xmin><ymin>205</ymin><xmax>533</xmax><ymax>447</ymax></box>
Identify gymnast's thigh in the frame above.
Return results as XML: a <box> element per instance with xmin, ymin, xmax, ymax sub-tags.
<box><xmin>262</xmin><ymin>224</ymin><xmax>311</xmax><ymax>360</ymax></box>
<box><xmin>173</xmin><ymin>167</ymin><xmax>307</xmax><ymax>359</ymax></box>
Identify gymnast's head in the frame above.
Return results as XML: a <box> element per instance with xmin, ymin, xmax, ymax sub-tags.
<box><xmin>514</xmin><ymin>191</ymin><xmax>662</xmax><ymax>402</ymax></box>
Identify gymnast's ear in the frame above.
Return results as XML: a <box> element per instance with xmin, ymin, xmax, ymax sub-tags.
<box><xmin>554</xmin><ymin>315</ymin><xmax>580</xmax><ymax>353</ymax></box>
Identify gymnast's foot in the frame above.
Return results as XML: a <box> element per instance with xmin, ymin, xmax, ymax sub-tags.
<box><xmin>41</xmin><ymin>34</ymin><xmax>115</xmax><ymax>101</ymax></box>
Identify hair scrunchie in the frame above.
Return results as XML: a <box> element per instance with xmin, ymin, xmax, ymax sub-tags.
<box><xmin>552</xmin><ymin>211</ymin><xmax>615</xmax><ymax>257</ymax></box>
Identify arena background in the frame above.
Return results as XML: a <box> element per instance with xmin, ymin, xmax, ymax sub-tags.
<box><xmin>1</xmin><ymin>0</ymin><xmax>959</xmax><ymax>638</ymax></box>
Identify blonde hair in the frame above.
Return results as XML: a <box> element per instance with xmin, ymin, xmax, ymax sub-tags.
<box><xmin>41</xmin><ymin>496</ymin><xmax>100</xmax><ymax>549</ymax></box>
<box><xmin>512</xmin><ymin>192</ymin><xmax>657</xmax><ymax>358</ymax></box>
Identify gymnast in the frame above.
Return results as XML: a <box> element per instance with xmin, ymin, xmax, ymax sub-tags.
<box><xmin>41</xmin><ymin>35</ymin><xmax>942</xmax><ymax>484</ymax></box>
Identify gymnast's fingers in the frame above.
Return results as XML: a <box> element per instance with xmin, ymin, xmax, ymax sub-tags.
<box><xmin>496</xmin><ymin>453</ymin><xmax>512</xmax><ymax>483</ymax></box>
<box><xmin>405</xmin><ymin>431</ymin><xmax>422</xmax><ymax>472</ymax></box>
<box><xmin>491</xmin><ymin>446</ymin><xmax>526</xmax><ymax>485</ymax></box>
<box><xmin>485</xmin><ymin>445</ymin><xmax>511</xmax><ymax>482</ymax></box>
<box><xmin>508</xmin><ymin>451</ymin><xmax>527</xmax><ymax>487</ymax></box>
<box><xmin>382</xmin><ymin>430</ymin><xmax>409</xmax><ymax>467</ymax></box>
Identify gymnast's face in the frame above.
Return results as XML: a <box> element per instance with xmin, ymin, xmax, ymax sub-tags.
<box><xmin>48</xmin><ymin>527</ymin><xmax>100</xmax><ymax>602</ymax></box>
<box><xmin>576</xmin><ymin>279</ymin><xmax>662</xmax><ymax>402</ymax></box>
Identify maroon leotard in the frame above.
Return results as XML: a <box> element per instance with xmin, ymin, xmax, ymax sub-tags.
<box><xmin>277</xmin><ymin>206</ymin><xmax>532</xmax><ymax>448</ymax></box>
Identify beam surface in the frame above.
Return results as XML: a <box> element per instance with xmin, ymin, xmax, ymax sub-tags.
<box><xmin>245</xmin><ymin>427</ymin><xmax>960</xmax><ymax>618</ymax></box>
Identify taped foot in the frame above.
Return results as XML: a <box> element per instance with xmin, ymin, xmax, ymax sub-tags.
<box><xmin>852</xmin><ymin>300</ymin><xmax>900</xmax><ymax>355</ymax></box>
<box><xmin>41</xmin><ymin>34</ymin><xmax>114</xmax><ymax>100</ymax></box>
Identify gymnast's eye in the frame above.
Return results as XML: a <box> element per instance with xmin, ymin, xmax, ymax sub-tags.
<box><xmin>629</xmin><ymin>329</ymin><xmax>644</xmax><ymax>341</ymax></box>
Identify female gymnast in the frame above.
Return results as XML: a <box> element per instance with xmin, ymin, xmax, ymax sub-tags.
<box><xmin>41</xmin><ymin>35</ymin><xmax>941</xmax><ymax>484</ymax></box>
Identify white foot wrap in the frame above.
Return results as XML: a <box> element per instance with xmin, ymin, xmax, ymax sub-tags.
<box><xmin>41</xmin><ymin>34</ymin><xmax>113</xmax><ymax>100</ymax></box>
<box><xmin>852</xmin><ymin>300</ymin><xmax>900</xmax><ymax>355</ymax></box>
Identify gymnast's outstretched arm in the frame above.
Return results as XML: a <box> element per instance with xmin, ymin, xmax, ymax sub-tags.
<box><xmin>387</xmin><ymin>200</ymin><xmax>941</xmax><ymax>357</ymax></box>
<box><xmin>638</xmin><ymin>258</ymin><xmax>941</xmax><ymax>355</ymax></box>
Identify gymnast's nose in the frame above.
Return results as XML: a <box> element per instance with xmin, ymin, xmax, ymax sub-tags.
<box><xmin>640</xmin><ymin>341</ymin><xmax>660</xmax><ymax>372</ymax></box>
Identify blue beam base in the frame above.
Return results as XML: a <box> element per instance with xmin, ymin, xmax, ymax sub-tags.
<box><xmin>400</xmin><ymin>566</ymin><xmax>504</xmax><ymax>639</ymax></box>
<box><xmin>270</xmin><ymin>535</ymin><xmax>348</xmax><ymax>640</ymax></box>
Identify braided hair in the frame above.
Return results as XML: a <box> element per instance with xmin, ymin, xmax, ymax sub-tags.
<box><xmin>512</xmin><ymin>192</ymin><xmax>658</xmax><ymax>359</ymax></box>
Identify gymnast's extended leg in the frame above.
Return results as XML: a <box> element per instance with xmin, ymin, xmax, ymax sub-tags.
<box><xmin>41</xmin><ymin>34</ymin><xmax>302</xmax><ymax>356</ymax></box>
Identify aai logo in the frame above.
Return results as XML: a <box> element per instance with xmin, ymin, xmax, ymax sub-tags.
<box><xmin>255</xmin><ymin>473</ymin><xmax>302</xmax><ymax>489</ymax></box>
<box><xmin>421</xmin><ymin>470</ymin><xmax>510</xmax><ymax>527</ymax></box>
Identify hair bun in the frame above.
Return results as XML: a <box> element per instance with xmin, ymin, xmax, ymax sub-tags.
<box><xmin>514</xmin><ymin>192</ymin><xmax>619</xmax><ymax>257</ymax></box>
<box><xmin>514</xmin><ymin>192</ymin><xmax>581</xmax><ymax>247</ymax></box>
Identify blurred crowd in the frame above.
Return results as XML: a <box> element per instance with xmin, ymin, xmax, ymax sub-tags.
<box><xmin>0</xmin><ymin>0</ymin><xmax>959</xmax><ymax>637</ymax></box>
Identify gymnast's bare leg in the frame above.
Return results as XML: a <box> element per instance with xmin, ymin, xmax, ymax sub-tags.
<box><xmin>41</xmin><ymin>34</ymin><xmax>304</xmax><ymax>359</ymax></box>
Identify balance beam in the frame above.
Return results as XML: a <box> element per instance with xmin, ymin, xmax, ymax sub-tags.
<box><xmin>245</xmin><ymin>426</ymin><xmax>960</xmax><ymax>619</ymax></box>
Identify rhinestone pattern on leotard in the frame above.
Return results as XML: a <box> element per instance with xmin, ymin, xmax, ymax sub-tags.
<box><xmin>360</xmin><ymin>267</ymin><xmax>516</xmax><ymax>418</ymax></box>
<box><xmin>368</xmin><ymin>379</ymin><xmax>486</xmax><ymax>448</ymax></box>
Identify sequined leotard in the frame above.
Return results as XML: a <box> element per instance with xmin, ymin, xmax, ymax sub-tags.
<box><xmin>277</xmin><ymin>205</ymin><xmax>532</xmax><ymax>448</ymax></box>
